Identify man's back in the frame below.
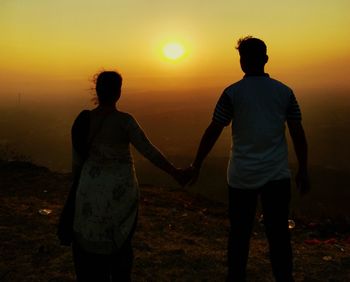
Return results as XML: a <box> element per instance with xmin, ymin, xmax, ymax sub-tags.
<box><xmin>214</xmin><ymin>74</ymin><xmax>301</xmax><ymax>188</ymax></box>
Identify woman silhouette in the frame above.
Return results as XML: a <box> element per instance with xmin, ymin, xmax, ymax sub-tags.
<box><xmin>71</xmin><ymin>71</ymin><xmax>183</xmax><ymax>281</ymax></box>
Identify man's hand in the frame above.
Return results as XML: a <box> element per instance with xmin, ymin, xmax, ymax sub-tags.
<box><xmin>172</xmin><ymin>168</ymin><xmax>196</xmax><ymax>187</ymax></box>
<box><xmin>295</xmin><ymin>168</ymin><xmax>310</xmax><ymax>196</ymax></box>
<box><xmin>183</xmin><ymin>165</ymin><xmax>200</xmax><ymax>186</ymax></box>
<box><xmin>170</xmin><ymin>166</ymin><xmax>201</xmax><ymax>187</ymax></box>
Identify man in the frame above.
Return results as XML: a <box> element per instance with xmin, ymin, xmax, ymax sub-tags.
<box><xmin>187</xmin><ymin>36</ymin><xmax>309</xmax><ymax>282</ymax></box>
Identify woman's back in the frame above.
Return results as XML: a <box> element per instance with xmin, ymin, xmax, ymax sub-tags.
<box><xmin>73</xmin><ymin>110</ymin><xmax>139</xmax><ymax>255</ymax></box>
<box><xmin>87</xmin><ymin>110</ymin><xmax>133</xmax><ymax>164</ymax></box>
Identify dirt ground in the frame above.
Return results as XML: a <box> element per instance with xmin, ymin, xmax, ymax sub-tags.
<box><xmin>0</xmin><ymin>160</ymin><xmax>349</xmax><ymax>281</ymax></box>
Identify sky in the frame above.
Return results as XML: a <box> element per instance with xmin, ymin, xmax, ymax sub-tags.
<box><xmin>1</xmin><ymin>0</ymin><xmax>350</xmax><ymax>96</ymax></box>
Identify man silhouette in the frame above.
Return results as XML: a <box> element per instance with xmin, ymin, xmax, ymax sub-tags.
<box><xmin>187</xmin><ymin>36</ymin><xmax>309</xmax><ymax>281</ymax></box>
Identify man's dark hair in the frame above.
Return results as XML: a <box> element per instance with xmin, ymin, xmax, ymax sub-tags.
<box><xmin>95</xmin><ymin>71</ymin><xmax>123</xmax><ymax>104</ymax></box>
<box><xmin>236</xmin><ymin>36</ymin><xmax>267</xmax><ymax>61</ymax></box>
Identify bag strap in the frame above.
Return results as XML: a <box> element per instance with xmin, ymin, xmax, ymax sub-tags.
<box><xmin>71</xmin><ymin>110</ymin><xmax>113</xmax><ymax>181</ymax></box>
<box><xmin>72</xmin><ymin>109</ymin><xmax>113</xmax><ymax>164</ymax></box>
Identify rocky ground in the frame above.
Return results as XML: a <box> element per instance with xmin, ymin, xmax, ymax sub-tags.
<box><xmin>0</xmin><ymin>160</ymin><xmax>349</xmax><ymax>281</ymax></box>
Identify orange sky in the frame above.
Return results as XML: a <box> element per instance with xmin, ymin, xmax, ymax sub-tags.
<box><xmin>1</xmin><ymin>0</ymin><xmax>350</xmax><ymax>96</ymax></box>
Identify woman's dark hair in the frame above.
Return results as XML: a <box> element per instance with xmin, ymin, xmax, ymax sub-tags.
<box><xmin>95</xmin><ymin>71</ymin><xmax>123</xmax><ymax>104</ymax></box>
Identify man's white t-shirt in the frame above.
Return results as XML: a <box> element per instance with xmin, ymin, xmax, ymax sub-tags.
<box><xmin>213</xmin><ymin>74</ymin><xmax>301</xmax><ymax>189</ymax></box>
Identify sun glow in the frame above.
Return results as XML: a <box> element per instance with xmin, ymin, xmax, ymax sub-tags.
<box><xmin>163</xmin><ymin>42</ymin><xmax>185</xmax><ymax>60</ymax></box>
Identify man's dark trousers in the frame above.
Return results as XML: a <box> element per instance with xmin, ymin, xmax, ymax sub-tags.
<box><xmin>227</xmin><ymin>178</ymin><xmax>293</xmax><ymax>282</ymax></box>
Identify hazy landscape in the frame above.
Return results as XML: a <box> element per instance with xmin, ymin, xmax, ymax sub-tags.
<box><xmin>1</xmin><ymin>85</ymin><xmax>350</xmax><ymax>281</ymax></box>
<box><xmin>1</xmin><ymin>86</ymin><xmax>350</xmax><ymax>217</ymax></box>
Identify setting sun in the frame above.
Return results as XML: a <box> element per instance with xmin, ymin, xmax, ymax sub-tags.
<box><xmin>163</xmin><ymin>42</ymin><xmax>185</xmax><ymax>60</ymax></box>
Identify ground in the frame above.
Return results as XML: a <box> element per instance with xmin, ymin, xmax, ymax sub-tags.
<box><xmin>0</xmin><ymin>160</ymin><xmax>349</xmax><ymax>282</ymax></box>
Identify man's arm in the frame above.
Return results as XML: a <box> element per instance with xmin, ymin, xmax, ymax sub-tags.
<box><xmin>186</xmin><ymin>121</ymin><xmax>225</xmax><ymax>184</ymax></box>
<box><xmin>184</xmin><ymin>88</ymin><xmax>232</xmax><ymax>185</ymax></box>
<box><xmin>287</xmin><ymin>120</ymin><xmax>310</xmax><ymax>194</ymax></box>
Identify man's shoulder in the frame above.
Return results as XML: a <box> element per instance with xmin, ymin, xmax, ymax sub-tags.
<box><xmin>116</xmin><ymin>110</ymin><xmax>133</xmax><ymax>119</ymax></box>
<box><xmin>222</xmin><ymin>79</ymin><xmax>245</xmax><ymax>95</ymax></box>
<box><xmin>268</xmin><ymin>77</ymin><xmax>293</xmax><ymax>93</ymax></box>
<box><xmin>223</xmin><ymin>76</ymin><xmax>293</xmax><ymax>97</ymax></box>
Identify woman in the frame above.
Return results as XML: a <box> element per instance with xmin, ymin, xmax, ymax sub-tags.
<box><xmin>71</xmin><ymin>71</ymin><xmax>184</xmax><ymax>281</ymax></box>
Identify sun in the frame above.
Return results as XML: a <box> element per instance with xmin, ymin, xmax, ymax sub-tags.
<box><xmin>163</xmin><ymin>42</ymin><xmax>185</xmax><ymax>60</ymax></box>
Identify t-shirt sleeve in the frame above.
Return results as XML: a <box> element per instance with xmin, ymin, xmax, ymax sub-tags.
<box><xmin>212</xmin><ymin>90</ymin><xmax>233</xmax><ymax>126</ymax></box>
<box><xmin>286</xmin><ymin>91</ymin><xmax>302</xmax><ymax>121</ymax></box>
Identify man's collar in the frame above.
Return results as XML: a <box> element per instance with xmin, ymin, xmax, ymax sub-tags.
<box><xmin>244</xmin><ymin>73</ymin><xmax>270</xmax><ymax>78</ymax></box>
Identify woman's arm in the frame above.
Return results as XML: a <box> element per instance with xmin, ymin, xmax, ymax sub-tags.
<box><xmin>127</xmin><ymin>115</ymin><xmax>184</xmax><ymax>183</ymax></box>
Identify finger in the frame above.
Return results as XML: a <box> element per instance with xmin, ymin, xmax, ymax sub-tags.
<box><xmin>179</xmin><ymin>171</ymin><xmax>194</xmax><ymax>185</ymax></box>
<box><xmin>177</xmin><ymin>174</ymin><xmax>192</xmax><ymax>187</ymax></box>
<box><xmin>183</xmin><ymin>175</ymin><xmax>194</xmax><ymax>187</ymax></box>
<box><xmin>188</xmin><ymin>174</ymin><xmax>199</xmax><ymax>186</ymax></box>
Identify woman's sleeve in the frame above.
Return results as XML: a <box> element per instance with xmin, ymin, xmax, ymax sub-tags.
<box><xmin>126</xmin><ymin>115</ymin><xmax>174</xmax><ymax>170</ymax></box>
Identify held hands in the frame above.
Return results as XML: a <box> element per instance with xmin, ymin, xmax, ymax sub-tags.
<box><xmin>183</xmin><ymin>165</ymin><xmax>200</xmax><ymax>186</ymax></box>
<box><xmin>172</xmin><ymin>165</ymin><xmax>200</xmax><ymax>187</ymax></box>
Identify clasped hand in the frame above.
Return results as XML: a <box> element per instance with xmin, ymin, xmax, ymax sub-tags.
<box><xmin>172</xmin><ymin>166</ymin><xmax>200</xmax><ymax>187</ymax></box>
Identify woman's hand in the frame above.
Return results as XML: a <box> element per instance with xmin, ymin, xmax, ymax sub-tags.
<box><xmin>172</xmin><ymin>166</ymin><xmax>200</xmax><ymax>187</ymax></box>
<box><xmin>183</xmin><ymin>165</ymin><xmax>200</xmax><ymax>186</ymax></box>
